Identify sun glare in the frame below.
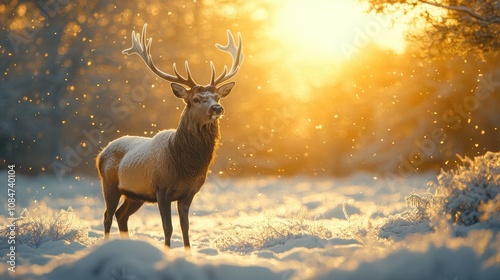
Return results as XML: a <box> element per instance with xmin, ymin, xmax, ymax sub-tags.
<box><xmin>271</xmin><ymin>0</ymin><xmax>406</xmax><ymax>61</ymax></box>
<box><xmin>265</xmin><ymin>0</ymin><xmax>407</xmax><ymax>100</ymax></box>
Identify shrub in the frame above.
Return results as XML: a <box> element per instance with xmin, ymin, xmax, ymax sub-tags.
<box><xmin>213</xmin><ymin>214</ymin><xmax>332</xmax><ymax>253</ymax></box>
<box><xmin>378</xmin><ymin>152</ymin><xmax>500</xmax><ymax>240</ymax></box>
<box><xmin>0</xmin><ymin>204</ymin><xmax>93</xmax><ymax>249</ymax></box>
<box><xmin>430</xmin><ymin>152</ymin><xmax>500</xmax><ymax>226</ymax></box>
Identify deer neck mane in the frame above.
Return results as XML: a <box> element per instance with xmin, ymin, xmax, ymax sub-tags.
<box><xmin>170</xmin><ymin>109</ymin><xmax>220</xmax><ymax>179</ymax></box>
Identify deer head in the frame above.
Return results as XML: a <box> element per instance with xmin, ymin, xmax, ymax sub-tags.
<box><xmin>122</xmin><ymin>24</ymin><xmax>243</xmax><ymax>125</ymax></box>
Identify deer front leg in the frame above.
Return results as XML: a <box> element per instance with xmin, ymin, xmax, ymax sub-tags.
<box><xmin>156</xmin><ymin>191</ymin><xmax>172</xmax><ymax>249</ymax></box>
<box><xmin>178</xmin><ymin>195</ymin><xmax>194</xmax><ymax>251</ymax></box>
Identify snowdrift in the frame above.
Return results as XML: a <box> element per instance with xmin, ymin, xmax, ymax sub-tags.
<box><xmin>44</xmin><ymin>239</ymin><xmax>281</xmax><ymax>280</ymax></box>
<box><xmin>1</xmin><ymin>151</ymin><xmax>500</xmax><ymax>279</ymax></box>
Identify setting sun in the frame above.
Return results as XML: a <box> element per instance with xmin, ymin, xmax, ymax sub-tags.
<box><xmin>263</xmin><ymin>0</ymin><xmax>407</xmax><ymax>100</ymax></box>
<box><xmin>270</xmin><ymin>0</ymin><xmax>406</xmax><ymax>61</ymax></box>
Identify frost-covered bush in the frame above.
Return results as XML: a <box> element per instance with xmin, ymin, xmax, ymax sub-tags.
<box><xmin>376</xmin><ymin>192</ymin><xmax>434</xmax><ymax>240</ymax></box>
<box><xmin>0</xmin><ymin>204</ymin><xmax>93</xmax><ymax>249</ymax></box>
<box><xmin>404</xmin><ymin>192</ymin><xmax>431</xmax><ymax>221</ymax></box>
<box><xmin>214</xmin><ymin>214</ymin><xmax>332</xmax><ymax>253</ymax></box>
<box><xmin>378</xmin><ymin>152</ymin><xmax>500</xmax><ymax>240</ymax></box>
<box><xmin>430</xmin><ymin>152</ymin><xmax>500</xmax><ymax>226</ymax></box>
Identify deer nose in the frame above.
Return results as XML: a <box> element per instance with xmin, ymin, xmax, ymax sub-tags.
<box><xmin>211</xmin><ymin>104</ymin><xmax>224</xmax><ymax>115</ymax></box>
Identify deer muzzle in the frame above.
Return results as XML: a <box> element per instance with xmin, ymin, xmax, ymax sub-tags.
<box><xmin>209</xmin><ymin>104</ymin><xmax>224</xmax><ymax>119</ymax></box>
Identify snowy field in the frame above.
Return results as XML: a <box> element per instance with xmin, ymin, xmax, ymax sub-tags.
<box><xmin>1</xmin><ymin>153</ymin><xmax>500</xmax><ymax>279</ymax></box>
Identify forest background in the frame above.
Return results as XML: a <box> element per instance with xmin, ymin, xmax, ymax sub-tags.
<box><xmin>1</xmin><ymin>0</ymin><xmax>499</xmax><ymax>181</ymax></box>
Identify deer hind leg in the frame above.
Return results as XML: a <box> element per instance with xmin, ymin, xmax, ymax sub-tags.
<box><xmin>115</xmin><ymin>197</ymin><xmax>144</xmax><ymax>238</ymax></box>
<box><xmin>102</xmin><ymin>184</ymin><xmax>121</xmax><ymax>239</ymax></box>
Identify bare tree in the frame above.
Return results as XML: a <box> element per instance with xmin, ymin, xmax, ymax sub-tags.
<box><xmin>364</xmin><ymin>0</ymin><xmax>500</xmax><ymax>57</ymax></box>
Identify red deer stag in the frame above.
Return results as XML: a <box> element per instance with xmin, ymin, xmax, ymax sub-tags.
<box><xmin>96</xmin><ymin>24</ymin><xmax>243</xmax><ymax>250</ymax></box>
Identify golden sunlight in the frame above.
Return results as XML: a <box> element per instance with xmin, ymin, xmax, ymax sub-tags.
<box><xmin>270</xmin><ymin>0</ymin><xmax>406</xmax><ymax>61</ymax></box>
<box><xmin>264</xmin><ymin>0</ymin><xmax>407</xmax><ymax>100</ymax></box>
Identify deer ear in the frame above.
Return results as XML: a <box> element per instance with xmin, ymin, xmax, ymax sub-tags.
<box><xmin>171</xmin><ymin>83</ymin><xmax>189</xmax><ymax>99</ymax></box>
<box><xmin>216</xmin><ymin>82</ymin><xmax>235</xmax><ymax>98</ymax></box>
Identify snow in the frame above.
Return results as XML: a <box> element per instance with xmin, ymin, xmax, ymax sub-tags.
<box><xmin>1</xmin><ymin>153</ymin><xmax>500</xmax><ymax>279</ymax></box>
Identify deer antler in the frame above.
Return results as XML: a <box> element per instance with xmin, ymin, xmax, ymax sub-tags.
<box><xmin>122</xmin><ymin>24</ymin><xmax>198</xmax><ymax>89</ymax></box>
<box><xmin>210</xmin><ymin>30</ymin><xmax>244</xmax><ymax>87</ymax></box>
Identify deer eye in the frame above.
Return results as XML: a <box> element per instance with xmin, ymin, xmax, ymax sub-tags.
<box><xmin>193</xmin><ymin>97</ymin><xmax>200</xmax><ymax>103</ymax></box>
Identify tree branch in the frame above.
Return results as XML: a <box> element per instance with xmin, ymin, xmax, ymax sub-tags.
<box><xmin>418</xmin><ymin>0</ymin><xmax>500</xmax><ymax>24</ymax></box>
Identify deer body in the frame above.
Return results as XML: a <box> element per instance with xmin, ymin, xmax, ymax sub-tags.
<box><xmin>96</xmin><ymin>24</ymin><xmax>242</xmax><ymax>250</ymax></box>
<box><xmin>99</xmin><ymin>127</ymin><xmax>214</xmax><ymax>202</ymax></box>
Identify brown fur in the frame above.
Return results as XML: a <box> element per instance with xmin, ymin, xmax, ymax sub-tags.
<box><xmin>99</xmin><ymin>24</ymin><xmax>242</xmax><ymax>250</ymax></box>
<box><xmin>170</xmin><ymin>109</ymin><xmax>220</xmax><ymax>181</ymax></box>
<box><xmin>96</xmin><ymin>85</ymin><xmax>232</xmax><ymax>250</ymax></box>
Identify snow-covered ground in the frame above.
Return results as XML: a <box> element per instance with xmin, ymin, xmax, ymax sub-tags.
<box><xmin>1</xmin><ymin>155</ymin><xmax>500</xmax><ymax>279</ymax></box>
